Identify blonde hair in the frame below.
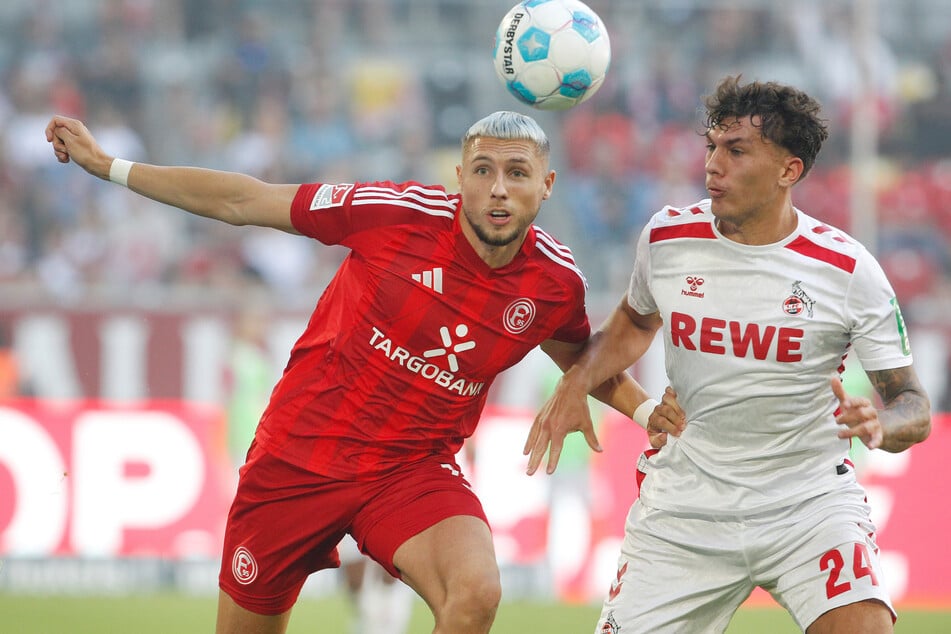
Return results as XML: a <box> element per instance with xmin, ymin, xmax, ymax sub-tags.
<box><xmin>462</xmin><ymin>111</ymin><xmax>550</xmax><ymax>157</ymax></box>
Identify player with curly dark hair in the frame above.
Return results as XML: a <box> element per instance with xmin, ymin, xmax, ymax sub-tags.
<box><xmin>527</xmin><ymin>75</ymin><xmax>931</xmax><ymax>634</ymax></box>
<box><xmin>703</xmin><ymin>75</ymin><xmax>829</xmax><ymax>180</ymax></box>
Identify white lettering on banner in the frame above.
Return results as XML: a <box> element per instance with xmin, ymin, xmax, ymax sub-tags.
<box><xmin>17</xmin><ymin>314</ymin><xmax>82</xmax><ymax>399</ymax></box>
<box><xmin>101</xmin><ymin>316</ymin><xmax>148</xmax><ymax>400</ymax></box>
<box><xmin>0</xmin><ymin>400</ymin><xmax>946</xmax><ymax>602</ymax></box>
<box><xmin>0</xmin><ymin>403</ymin><xmax>230</xmax><ymax>559</ymax></box>
<box><xmin>0</xmin><ymin>408</ymin><xmax>68</xmax><ymax>554</ymax></box>
<box><xmin>72</xmin><ymin>411</ymin><xmax>205</xmax><ymax>556</ymax></box>
<box><xmin>182</xmin><ymin>316</ymin><xmax>229</xmax><ymax>404</ymax></box>
<box><xmin>9</xmin><ymin>311</ymin><xmax>303</xmax><ymax>402</ymax></box>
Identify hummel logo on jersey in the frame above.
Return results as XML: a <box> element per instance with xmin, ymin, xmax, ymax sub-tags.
<box><xmin>412</xmin><ymin>267</ymin><xmax>443</xmax><ymax>293</ymax></box>
<box><xmin>423</xmin><ymin>324</ymin><xmax>475</xmax><ymax>372</ymax></box>
<box><xmin>682</xmin><ymin>275</ymin><xmax>705</xmax><ymax>298</ymax></box>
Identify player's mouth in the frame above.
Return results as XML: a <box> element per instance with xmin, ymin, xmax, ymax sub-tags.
<box><xmin>488</xmin><ymin>209</ymin><xmax>512</xmax><ymax>225</ymax></box>
<box><xmin>707</xmin><ymin>184</ymin><xmax>726</xmax><ymax>198</ymax></box>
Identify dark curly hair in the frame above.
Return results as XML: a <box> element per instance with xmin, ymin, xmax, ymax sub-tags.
<box><xmin>703</xmin><ymin>75</ymin><xmax>829</xmax><ymax>181</ymax></box>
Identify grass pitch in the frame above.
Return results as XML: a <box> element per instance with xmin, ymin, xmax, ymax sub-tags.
<box><xmin>1</xmin><ymin>593</ymin><xmax>949</xmax><ymax>633</ymax></box>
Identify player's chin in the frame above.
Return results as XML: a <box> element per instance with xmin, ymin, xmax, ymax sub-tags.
<box><xmin>708</xmin><ymin>197</ymin><xmax>729</xmax><ymax>215</ymax></box>
<box><xmin>478</xmin><ymin>224</ymin><xmax>522</xmax><ymax>247</ymax></box>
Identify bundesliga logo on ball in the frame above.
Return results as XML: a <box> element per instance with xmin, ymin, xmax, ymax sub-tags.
<box><xmin>493</xmin><ymin>0</ymin><xmax>611</xmax><ymax>111</ymax></box>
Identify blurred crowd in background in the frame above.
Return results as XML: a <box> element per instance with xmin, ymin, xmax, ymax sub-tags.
<box><xmin>1</xmin><ymin>0</ymin><xmax>950</xmax><ymax>405</ymax></box>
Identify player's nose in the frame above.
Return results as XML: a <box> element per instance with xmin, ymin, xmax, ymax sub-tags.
<box><xmin>490</xmin><ymin>174</ymin><xmax>508</xmax><ymax>197</ymax></box>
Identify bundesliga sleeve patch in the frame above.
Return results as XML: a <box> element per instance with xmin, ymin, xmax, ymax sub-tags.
<box><xmin>309</xmin><ymin>184</ymin><xmax>354</xmax><ymax>210</ymax></box>
<box><xmin>891</xmin><ymin>297</ymin><xmax>912</xmax><ymax>356</ymax></box>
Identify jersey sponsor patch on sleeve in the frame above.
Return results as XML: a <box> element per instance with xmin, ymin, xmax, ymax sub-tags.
<box><xmin>309</xmin><ymin>184</ymin><xmax>354</xmax><ymax>210</ymax></box>
<box><xmin>891</xmin><ymin>297</ymin><xmax>912</xmax><ymax>355</ymax></box>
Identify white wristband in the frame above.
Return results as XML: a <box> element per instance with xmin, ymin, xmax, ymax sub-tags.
<box><xmin>109</xmin><ymin>158</ymin><xmax>135</xmax><ymax>187</ymax></box>
<box><xmin>632</xmin><ymin>398</ymin><xmax>660</xmax><ymax>430</ymax></box>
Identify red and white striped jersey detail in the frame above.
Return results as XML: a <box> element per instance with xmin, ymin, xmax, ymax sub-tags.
<box><xmin>351</xmin><ymin>183</ymin><xmax>457</xmax><ymax>219</ymax></box>
<box><xmin>650</xmin><ymin>221</ymin><xmax>716</xmax><ymax>244</ymax></box>
<box><xmin>650</xmin><ymin>204</ymin><xmax>718</xmax><ymax>244</ymax></box>
<box><xmin>784</xmin><ymin>235</ymin><xmax>857</xmax><ymax>273</ymax></box>
<box><xmin>535</xmin><ymin>227</ymin><xmax>587</xmax><ymax>286</ymax></box>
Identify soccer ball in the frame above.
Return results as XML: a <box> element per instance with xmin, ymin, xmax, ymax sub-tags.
<box><xmin>493</xmin><ymin>0</ymin><xmax>611</xmax><ymax>111</ymax></box>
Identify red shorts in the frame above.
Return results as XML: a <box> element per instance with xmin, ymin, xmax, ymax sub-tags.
<box><xmin>218</xmin><ymin>442</ymin><xmax>488</xmax><ymax>615</ymax></box>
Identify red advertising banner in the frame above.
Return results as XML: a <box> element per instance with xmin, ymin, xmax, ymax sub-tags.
<box><xmin>858</xmin><ymin>415</ymin><xmax>951</xmax><ymax>606</ymax></box>
<box><xmin>470</xmin><ymin>408</ymin><xmax>951</xmax><ymax>606</ymax></box>
<box><xmin>1</xmin><ymin>400</ymin><xmax>948</xmax><ymax>605</ymax></box>
<box><xmin>0</xmin><ymin>400</ymin><xmax>234</xmax><ymax>559</ymax></box>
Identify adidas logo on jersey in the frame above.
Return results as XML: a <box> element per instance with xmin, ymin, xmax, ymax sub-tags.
<box><xmin>412</xmin><ymin>267</ymin><xmax>443</xmax><ymax>293</ymax></box>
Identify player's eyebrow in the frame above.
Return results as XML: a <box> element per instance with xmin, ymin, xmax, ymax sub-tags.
<box><xmin>705</xmin><ymin>129</ymin><xmax>750</xmax><ymax>147</ymax></box>
<box><xmin>470</xmin><ymin>152</ymin><xmax>533</xmax><ymax>165</ymax></box>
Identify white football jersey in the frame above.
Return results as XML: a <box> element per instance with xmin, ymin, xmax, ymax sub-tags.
<box><xmin>629</xmin><ymin>200</ymin><xmax>913</xmax><ymax>515</ymax></box>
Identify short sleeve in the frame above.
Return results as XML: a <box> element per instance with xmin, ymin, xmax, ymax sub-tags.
<box><xmin>627</xmin><ymin>224</ymin><xmax>657</xmax><ymax>315</ymax></box>
<box><xmin>847</xmin><ymin>249</ymin><xmax>913</xmax><ymax>371</ymax></box>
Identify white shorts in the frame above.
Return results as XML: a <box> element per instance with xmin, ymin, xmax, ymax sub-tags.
<box><xmin>595</xmin><ymin>488</ymin><xmax>895</xmax><ymax>633</ymax></box>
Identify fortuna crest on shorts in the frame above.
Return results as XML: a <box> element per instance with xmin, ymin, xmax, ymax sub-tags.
<box><xmin>232</xmin><ymin>546</ymin><xmax>258</xmax><ymax>585</ymax></box>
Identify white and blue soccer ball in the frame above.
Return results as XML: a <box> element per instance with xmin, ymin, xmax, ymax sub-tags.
<box><xmin>493</xmin><ymin>0</ymin><xmax>611</xmax><ymax>111</ymax></box>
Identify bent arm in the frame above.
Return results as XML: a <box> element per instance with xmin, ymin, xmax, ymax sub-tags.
<box><xmin>868</xmin><ymin>365</ymin><xmax>931</xmax><ymax>452</ymax></box>
<box><xmin>46</xmin><ymin>115</ymin><xmax>300</xmax><ymax>232</ymax></box>
<box><xmin>557</xmin><ymin>297</ymin><xmax>662</xmax><ymax>397</ymax></box>
<box><xmin>525</xmin><ymin>296</ymin><xmax>663</xmax><ymax>474</ymax></box>
<box><xmin>539</xmin><ymin>337</ymin><xmax>651</xmax><ymax>421</ymax></box>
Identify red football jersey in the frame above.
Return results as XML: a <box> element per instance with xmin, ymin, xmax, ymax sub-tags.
<box><xmin>253</xmin><ymin>181</ymin><xmax>590</xmax><ymax>479</ymax></box>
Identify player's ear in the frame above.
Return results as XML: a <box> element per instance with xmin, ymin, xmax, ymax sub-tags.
<box><xmin>543</xmin><ymin>169</ymin><xmax>556</xmax><ymax>199</ymax></box>
<box><xmin>780</xmin><ymin>156</ymin><xmax>804</xmax><ymax>187</ymax></box>
<box><xmin>456</xmin><ymin>164</ymin><xmax>463</xmax><ymax>189</ymax></box>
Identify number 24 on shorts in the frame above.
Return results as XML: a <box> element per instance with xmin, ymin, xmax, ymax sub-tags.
<box><xmin>819</xmin><ymin>543</ymin><xmax>880</xmax><ymax>599</ymax></box>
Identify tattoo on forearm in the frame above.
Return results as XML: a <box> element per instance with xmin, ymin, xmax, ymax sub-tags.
<box><xmin>867</xmin><ymin>367</ymin><xmax>931</xmax><ymax>452</ymax></box>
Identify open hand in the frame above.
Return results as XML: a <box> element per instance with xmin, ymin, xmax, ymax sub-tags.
<box><xmin>646</xmin><ymin>386</ymin><xmax>686</xmax><ymax>449</ymax></box>
<box><xmin>831</xmin><ymin>376</ymin><xmax>883</xmax><ymax>449</ymax></box>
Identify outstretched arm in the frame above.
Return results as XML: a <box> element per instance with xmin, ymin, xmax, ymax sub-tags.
<box><xmin>525</xmin><ymin>296</ymin><xmax>683</xmax><ymax>475</ymax></box>
<box><xmin>46</xmin><ymin>115</ymin><xmax>301</xmax><ymax>232</ymax></box>
<box><xmin>832</xmin><ymin>365</ymin><xmax>931</xmax><ymax>452</ymax></box>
